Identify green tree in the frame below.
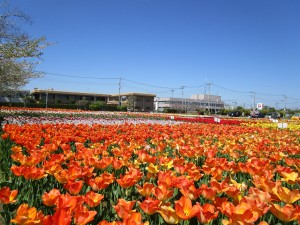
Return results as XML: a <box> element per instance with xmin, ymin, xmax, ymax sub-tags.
<box><xmin>75</xmin><ymin>100</ymin><xmax>89</xmax><ymax>110</ymax></box>
<box><xmin>126</xmin><ymin>96</ymin><xmax>137</xmax><ymax>112</ymax></box>
<box><xmin>117</xmin><ymin>105</ymin><xmax>127</xmax><ymax>111</ymax></box>
<box><xmin>0</xmin><ymin>2</ymin><xmax>49</xmax><ymax>96</ymax></box>
<box><xmin>89</xmin><ymin>101</ymin><xmax>106</xmax><ymax>111</ymax></box>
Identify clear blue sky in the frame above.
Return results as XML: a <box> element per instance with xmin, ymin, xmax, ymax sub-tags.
<box><xmin>9</xmin><ymin>0</ymin><xmax>300</xmax><ymax>109</ymax></box>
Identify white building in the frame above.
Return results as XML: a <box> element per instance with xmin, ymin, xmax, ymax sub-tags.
<box><xmin>155</xmin><ymin>94</ymin><xmax>224</xmax><ymax>113</ymax></box>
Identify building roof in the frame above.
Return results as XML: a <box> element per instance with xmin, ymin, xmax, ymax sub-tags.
<box><xmin>31</xmin><ymin>89</ymin><xmax>110</xmax><ymax>97</ymax></box>
<box><xmin>110</xmin><ymin>92</ymin><xmax>156</xmax><ymax>97</ymax></box>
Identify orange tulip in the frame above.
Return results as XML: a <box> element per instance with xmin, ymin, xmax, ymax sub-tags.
<box><xmin>152</xmin><ymin>182</ymin><xmax>174</xmax><ymax>202</ymax></box>
<box><xmin>11</xmin><ymin>152</ymin><xmax>27</xmax><ymax>165</ymax></box>
<box><xmin>113</xmin><ymin>199</ymin><xmax>136</xmax><ymax>219</ymax></box>
<box><xmin>136</xmin><ymin>182</ymin><xmax>155</xmax><ymax>197</ymax></box>
<box><xmin>174</xmin><ymin>164</ymin><xmax>186</xmax><ymax>174</ymax></box>
<box><xmin>196</xmin><ymin>203</ymin><xmax>219</xmax><ymax>224</ymax></box>
<box><xmin>112</xmin><ymin>158</ymin><xmax>125</xmax><ymax>170</ymax></box>
<box><xmin>269</xmin><ymin>203</ymin><xmax>299</xmax><ymax>222</ymax></box>
<box><xmin>247</xmin><ymin>187</ymin><xmax>271</xmax><ymax>204</ymax></box>
<box><xmin>11</xmin><ymin>165</ymin><xmax>46</xmax><ymax>180</ymax></box>
<box><xmin>257</xmin><ymin>222</ymin><xmax>269</xmax><ymax>225</ymax></box>
<box><xmin>67</xmin><ymin>161</ymin><xmax>94</xmax><ymax>180</ymax></box>
<box><xmin>276</xmin><ymin>165</ymin><xmax>298</xmax><ymax>185</ymax></box>
<box><xmin>240</xmin><ymin>196</ymin><xmax>270</xmax><ymax>219</ymax></box>
<box><xmin>225</xmin><ymin>186</ymin><xmax>242</xmax><ymax>204</ymax></box>
<box><xmin>63</xmin><ymin>179</ymin><xmax>83</xmax><ymax>195</ymax></box>
<box><xmin>73</xmin><ymin>204</ymin><xmax>97</xmax><ymax>225</ymax></box>
<box><xmin>174</xmin><ymin>196</ymin><xmax>199</xmax><ymax>220</ymax></box>
<box><xmin>53</xmin><ymin>169</ymin><xmax>69</xmax><ymax>184</ymax></box>
<box><xmin>210</xmin><ymin>177</ymin><xmax>230</xmax><ymax>193</ymax></box>
<box><xmin>42</xmin><ymin>189</ymin><xmax>60</xmax><ymax>206</ymax></box>
<box><xmin>97</xmin><ymin>220</ymin><xmax>122</xmax><ymax>225</ymax></box>
<box><xmin>88</xmin><ymin>172</ymin><xmax>115</xmax><ymax>191</ymax></box>
<box><xmin>186</xmin><ymin>167</ymin><xmax>203</xmax><ymax>181</ymax></box>
<box><xmin>158</xmin><ymin>205</ymin><xmax>181</xmax><ymax>224</ymax></box>
<box><xmin>172</xmin><ymin>176</ymin><xmax>193</xmax><ymax>190</ymax></box>
<box><xmin>179</xmin><ymin>184</ymin><xmax>200</xmax><ymax>200</ymax></box>
<box><xmin>116</xmin><ymin>168</ymin><xmax>142</xmax><ymax>188</ymax></box>
<box><xmin>56</xmin><ymin>194</ymin><xmax>79</xmax><ymax>212</ymax></box>
<box><xmin>116</xmin><ymin>174</ymin><xmax>137</xmax><ymax>188</ymax></box>
<box><xmin>252</xmin><ymin>175</ymin><xmax>279</xmax><ymax>194</ymax></box>
<box><xmin>50</xmin><ymin>208</ymin><xmax>72</xmax><ymax>225</ymax></box>
<box><xmin>219</xmin><ymin>200</ymin><xmax>261</xmax><ymax>224</ymax></box>
<box><xmin>0</xmin><ymin>186</ymin><xmax>18</xmax><ymax>204</ymax></box>
<box><xmin>138</xmin><ymin>197</ymin><xmax>161</xmax><ymax>215</ymax></box>
<box><xmin>272</xmin><ymin>186</ymin><xmax>300</xmax><ymax>204</ymax></box>
<box><xmin>157</xmin><ymin>170</ymin><xmax>175</xmax><ymax>187</ymax></box>
<box><xmin>123</xmin><ymin>212</ymin><xmax>150</xmax><ymax>225</ymax></box>
<box><xmin>45</xmin><ymin>163</ymin><xmax>63</xmax><ymax>176</ymax></box>
<box><xmin>96</xmin><ymin>157</ymin><xmax>114</xmax><ymax>169</ymax></box>
<box><xmin>10</xmin><ymin>204</ymin><xmax>44</xmax><ymax>225</ymax></box>
<box><xmin>42</xmin><ymin>215</ymin><xmax>54</xmax><ymax>225</ymax></box>
<box><xmin>240</xmin><ymin>188</ymin><xmax>271</xmax><ymax>219</ymax></box>
<box><xmin>84</xmin><ymin>191</ymin><xmax>104</xmax><ymax>208</ymax></box>
<box><xmin>198</xmin><ymin>184</ymin><xmax>217</xmax><ymax>201</ymax></box>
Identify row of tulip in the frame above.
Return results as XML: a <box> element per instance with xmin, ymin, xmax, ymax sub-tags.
<box><xmin>172</xmin><ymin>116</ymin><xmax>242</xmax><ymax>125</ymax></box>
<box><xmin>2</xmin><ymin>115</ymin><xmax>185</xmax><ymax>126</ymax></box>
<box><xmin>242</xmin><ymin>120</ymin><xmax>300</xmax><ymax>131</ymax></box>
<box><xmin>0</xmin><ymin>109</ymin><xmax>299</xmax><ymax>224</ymax></box>
<box><xmin>1</xmin><ymin>107</ymin><xmax>245</xmax><ymax>126</ymax></box>
<box><xmin>0</xmin><ymin>107</ymin><xmax>169</xmax><ymax>121</ymax></box>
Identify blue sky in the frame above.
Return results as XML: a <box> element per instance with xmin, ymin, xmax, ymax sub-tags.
<box><xmin>8</xmin><ymin>0</ymin><xmax>300</xmax><ymax>109</ymax></box>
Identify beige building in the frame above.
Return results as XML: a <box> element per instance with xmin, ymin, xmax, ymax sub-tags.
<box><xmin>31</xmin><ymin>89</ymin><xmax>156</xmax><ymax>112</ymax></box>
<box><xmin>108</xmin><ymin>93</ymin><xmax>156</xmax><ymax>112</ymax></box>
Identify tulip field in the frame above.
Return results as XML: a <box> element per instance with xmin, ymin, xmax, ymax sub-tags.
<box><xmin>0</xmin><ymin>107</ymin><xmax>300</xmax><ymax>225</ymax></box>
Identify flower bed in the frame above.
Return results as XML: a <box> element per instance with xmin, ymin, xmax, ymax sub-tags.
<box><xmin>0</xmin><ymin>109</ymin><xmax>299</xmax><ymax>224</ymax></box>
<box><xmin>173</xmin><ymin>116</ymin><xmax>242</xmax><ymax>125</ymax></box>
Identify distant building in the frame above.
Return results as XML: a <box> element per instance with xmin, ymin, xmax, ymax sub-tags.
<box><xmin>30</xmin><ymin>89</ymin><xmax>156</xmax><ymax>112</ymax></box>
<box><xmin>0</xmin><ymin>90</ymin><xmax>30</xmax><ymax>104</ymax></box>
<box><xmin>155</xmin><ymin>94</ymin><xmax>224</xmax><ymax>113</ymax></box>
<box><xmin>108</xmin><ymin>93</ymin><xmax>156</xmax><ymax>112</ymax></box>
<box><xmin>31</xmin><ymin>89</ymin><xmax>109</xmax><ymax>105</ymax></box>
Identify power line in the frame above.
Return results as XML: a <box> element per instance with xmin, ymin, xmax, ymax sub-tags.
<box><xmin>36</xmin><ymin>77</ymin><xmax>118</xmax><ymax>86</ymax></box>
<box><xmin>123</xmin><ymin>78</ymin><xmax>181</xmax><ymax>90</ymax></box>
<box><xmin>34</xmin><ymin>71</ymin><xmax>300</xmax><ymax>102</ymax></box>
<box><xmin>213</xmin><ymin>83</ymin><xmax>250</xmax><ymax>94</ymax></box>
<box><xmin>40</xmin><ymin>71</ymin><xmax>120</xmax><ymax>80</ymax></box>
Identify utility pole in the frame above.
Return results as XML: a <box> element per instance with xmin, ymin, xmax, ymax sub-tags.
<box><xmin>170</xmin><ymin>89</ymin><xmax>174</xmax><ymax>110</ymax></box>
<box><xmin>282</xmin><ymin>95</ymin><xmax>287</xmax><ymax>111</ymax></box>
<box><xmin>250</xmin><ymin>91</ymin><xmax>256</xmax><ymax>111</ymax></box>
<box><xmin>118</xmin><ymin>78</ymin><xmax>122</xmax><ymax>106</ymax></box>
<box><xmin>180</xmin><ymin>86</ymin><xmax>185</xmax><ymax>113</ymax></box>
<box><xmin>206</xmin><ymin>82</ymin><xmax>212</xmax><ymax>115</ymax></box>
<box><xmin>45</xmin><ymin>88</ymin><xmax>52</xmax><ymax>109</ymax></box>
<box><xmin>181</xmin><ymin>86</ymin><xmax>184</xmax><ymax>113</ymax></box>
<box><xmin>46</xmin><ymin>90</ymin><xmax>48</xmax><ymax>109</ymax></box>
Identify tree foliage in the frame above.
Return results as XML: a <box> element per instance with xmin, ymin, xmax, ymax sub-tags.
<box><xmin>89</xmin><ymin>101</ymin><xmax>106</xmax><ymax>111</ymax></box>
<box><xmin>126</xmin><ymin>96</ymin><xmax>137</xmax><ymax>112</ymax></box>
<box><xmin>0</xmin><ymin>2</ymin><xmax>49</xmax><ymax>96</ymax></box>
